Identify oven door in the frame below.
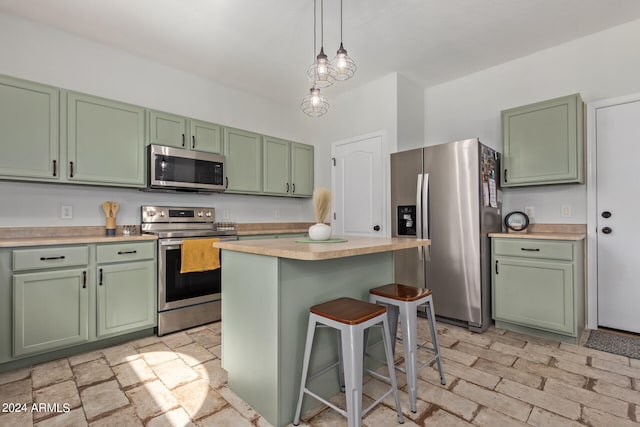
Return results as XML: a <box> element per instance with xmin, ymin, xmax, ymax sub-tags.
<box><xmin>158</xmin><ymin>237</ymin><xmax>232</xmax><ymax>311</ymax></box>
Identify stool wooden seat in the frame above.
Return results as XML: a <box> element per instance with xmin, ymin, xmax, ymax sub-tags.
<box><xmin>369</xmin><ymin>283</ymin><xmax>445</xmax><ymax>413</ymax></box>
<box><xmin>293</xmin><ymin>297</ymin><xmax>404</xmax><ymax>427</ymax></box>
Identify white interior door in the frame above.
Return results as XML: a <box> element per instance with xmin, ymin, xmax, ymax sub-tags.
<box><xmin>331</xmin><ymin>133</ymin><xmax>385</xmax><ymax>237</ymax></box>
<box><xmin>596</xmin><ymin>99</ymin><xmax>640</xmax><ymax>333</ymax></box>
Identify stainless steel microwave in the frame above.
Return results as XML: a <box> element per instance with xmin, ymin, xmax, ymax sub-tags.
<box><xmin>148</xmin><ymin>145</ymin><xmax>226</xmax><ymax>192</ymax></box>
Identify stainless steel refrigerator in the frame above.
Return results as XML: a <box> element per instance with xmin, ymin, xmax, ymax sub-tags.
<box><xmin>391</xmin><ymin>138</ymin><xmax>501</xmax><ymax>331</ymax></box>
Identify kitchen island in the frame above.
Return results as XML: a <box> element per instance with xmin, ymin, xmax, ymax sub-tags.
<box><xmin>215</xmin><ymin>236</ymin><xmax>430</xmax><ymax>427</ymax></box>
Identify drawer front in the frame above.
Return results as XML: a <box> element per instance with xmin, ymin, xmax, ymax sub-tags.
<box><xmin>493</xmin><ymin>239</ymin><xmax>573</xmax><ymax>261</ymax></box>
<box><xmin>96</xmin><ymin>242</ymin><xmax>155</xmax><ymax>264</ymax></box>
<box><xmin>13</xmin><ymin>246</ymin><xmax>89</xmax><ymax>271</ymax></box>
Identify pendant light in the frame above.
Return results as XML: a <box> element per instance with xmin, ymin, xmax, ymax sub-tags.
<box><xmin>331</xmin><ymin>0</ymin><xmax>356</xmax><ymax>80</ymax></box>
<box><xmin>302</xmin><ymin>0</ymin><xmax>329</xmax><ymax>116</ymax></box>
<box><xmin>306</xmin><ymin>0</ymin><xmax>336</xmax><ymax>88</ymax></box>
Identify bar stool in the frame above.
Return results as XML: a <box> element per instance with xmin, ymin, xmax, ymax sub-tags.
<box><xmin>293</xmin><ymin>297</ymin><xmax>404</xmax><ymax>427</ymax></box>
<box><xmin>369</xmin><ymin>283</ymin><xmax>445</xmax><ymax>413</ymax></box>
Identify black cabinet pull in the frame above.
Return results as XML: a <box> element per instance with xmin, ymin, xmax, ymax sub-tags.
<box><xmin>40</xmin><ymin>256</ymin><xmax>65</xmax><ymax>261</ymax></box>
<box><xmin>117</xmin><ymin>250</ymin><xmax>137</xmax><ymax>255</ymax></box>
<box><xmin>82</xmin><ymin>271</ymin><xmax>87</xmax><ymax>289</ymax></box>
<box><xmin>69</xmin><ymin>161</ymin><xmax>74</xmax><ymax>178</ymax></box>
<box><xmin>52</xmin><ymin>160</ymin><xmax>57</xmax><ymax>177</ymax></box>
<box><xmin>181</xmin><ymin>133</ymin><xmax>185</xmax><ymax>147</ymax></box>
<box><xmin>192</xmin><ymin>135</ymin><xmax>195</xmax><ymax>149</ymax></box>
<box><xmin>495</xmin><ymin>260</ymin><xmax>499</xmax><ymax>275</ymax></box>
<box><xmin>225</xmin><ymin>177</ymin><xmax>229</xmax><ymax>189</ymax></box>
<box><xmin>99</xmin><ymin>268</ymin><xmax>103</xmax><ymax>286</ymax></box>
<box><xmin>286</xmin><ymin>182</ymin><xmax>290</xmax><ymax>193</ymax></box>
<box><xmin>292</xmin><ymin>183</ymin><xmax>296</xmax><ymax>193</ymax></box>
<box><xmin>602</xmin><ymin>227</ymin><xmax>612</xmax><ymax>234</ymax></box>
<box><xmin>504</xmin><ymin>169</ymin><xmax>508</xmax><ymax>182</ymax></box>
<box><xmin>521</xmin><ymin>248</ymin><xmax>540</xmax><ymax>252</ymax></box>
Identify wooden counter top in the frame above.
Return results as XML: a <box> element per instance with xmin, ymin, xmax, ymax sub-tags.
<box><xmin>215</xmin><ymin>236</ymin><xmax>430</xmax><ymax>261</ymax></box>
<box><xmin>0</xmin><ymin>234</ymin><xmax>157</xmax><ymax>248</ymax></box>
<box><xmin>488</xmin><ymin>232</ymin><xmax>585</xmax><ymax>241</ymax></box>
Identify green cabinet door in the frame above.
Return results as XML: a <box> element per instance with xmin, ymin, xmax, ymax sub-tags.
<box><xmin>191</xmin><ymin>119</ymin><xmax>222</xmax><ymax>154</ymax></box>
<box><xmin>501</xmin><ymin>93</ymin><xmax>583</xmax><ymax>187</ymax></box>
<box><xmin>96</xmin><ymin>260</ymin><xmax>156</xmax><ymax>338</ymax></box>
<box><xmin>263</xmin><ymin>136</ymin><xmax>290</xmax><ymax>195</ymax></box>
<box><xmin>224</xmin><ymin>127</ymin><xmax>262</xmax><ymax>193</ymax></box>
<box><xmin>148</xmin><ymin>110</ymin><xmax>188</xmax><ymax>148</ymax></box>
<box><xmin>13</xmin><ymin>268</ymin><xmax>89</xmax><ymax>357</ymax></box>
<box><xmin>493</xmin><ymin>256</ymin><xmax>574</xmax><ymax>335</ymax></box>
<box><xmin>291</xmin><ymin>142</ymin><xmax>314</xmax><ymax>197</ymax></box>
<box><xmin>67</xmin><ymin>92</ymin><xmax>146</xmax><ymax>187</ymax></box>
<box><xmin>0</xmin><ymin>75</ymin><xmax>59</xmax><ymax>181</ymax></box>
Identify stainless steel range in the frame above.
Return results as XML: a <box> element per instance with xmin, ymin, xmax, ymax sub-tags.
<box><xmin>141</xmin><ymin>205</ymin><xmax>238</xmax><ymax>336</ymax></box>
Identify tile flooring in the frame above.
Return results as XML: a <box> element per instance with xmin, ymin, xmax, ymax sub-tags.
<box><xmin>1</xmin><ymin>319</ymin><xmax>640</xmax><ymax>426</ymax></box>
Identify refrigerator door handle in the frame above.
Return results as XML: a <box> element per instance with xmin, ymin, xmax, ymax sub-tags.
<box><xmin>422</xmin><ymin>173</ymin><xmax>431</xmax><ymax>261</ymax></box>
<box><xmin>416</xmin><ymin>173</ymin><xmax>423</xmax><ymax>260</ymax></box>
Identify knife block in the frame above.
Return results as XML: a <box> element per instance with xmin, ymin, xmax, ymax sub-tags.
<box><xmin>106</xmin><ymin>217</ymin><xmax>116</xmax><ymax>236</ymax></box>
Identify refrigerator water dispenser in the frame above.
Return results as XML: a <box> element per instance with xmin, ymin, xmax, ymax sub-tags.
<box><xmin>397</xmin><ymin>205</ymin><xmax>416</xmax><ymax>235</ymax></box>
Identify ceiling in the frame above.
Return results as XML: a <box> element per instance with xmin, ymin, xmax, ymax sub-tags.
<box><xmin>2</xmin><ymin>0</ymin><xmax>640</xmax><ymax>107</ymax></box>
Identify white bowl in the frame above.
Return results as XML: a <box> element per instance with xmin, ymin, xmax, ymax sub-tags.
<box><xmin>308</xmin><ymin>223</ymin><xmax>331</xmax><ymax>241</ymax></box>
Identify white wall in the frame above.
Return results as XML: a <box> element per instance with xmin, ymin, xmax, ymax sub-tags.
<box><xmin>0</xmin><ymin>13</ymin><xmax>315</xmax><ymax>227</ymax></box>
<box><xmin>425</xmin><ymin>18</ymin><xmax>640</xmax><ymax>224</ymax></box>
<box><xmin>397</xmin><ymin>75</ymin><xmax>425</xmax><ymax>151</ymax></box>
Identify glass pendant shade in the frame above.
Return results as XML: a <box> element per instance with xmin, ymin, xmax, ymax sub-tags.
<box><xmin>331</xmin><ymin>42</ymin><xmax>356</xmax><ymax>81</ymax></box>
<box><xmin>301</xmin><ymin>86</ymin><xmax>329</xmax><ymax>117</ymax></box>
<box><xmin>307</xmin><ymin>47</ymin><xmax>337</xmax><ymax>88</ymax></box>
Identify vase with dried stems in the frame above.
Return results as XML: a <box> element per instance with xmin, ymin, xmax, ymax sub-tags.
<box><xmin>309</xmin><ymin>188</ymin><xmax>332</xmax><ymax>240</ymax></box>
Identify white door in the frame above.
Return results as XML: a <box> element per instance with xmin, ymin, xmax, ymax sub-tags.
<box><xmin>331</xmin><ymin>133</ymin><xmax>385</xmax><ymax>237</ymax></box>
<box><xmin>596</xmin><ymin>99</ymin><xmax>640</xmax><ymax>333</ymax></box>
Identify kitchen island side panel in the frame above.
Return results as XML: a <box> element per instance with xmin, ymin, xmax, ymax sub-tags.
<box><xmin>220</xmin><ymin>249</ymin><xmax>394</xmax><ymax>427</ymax></box>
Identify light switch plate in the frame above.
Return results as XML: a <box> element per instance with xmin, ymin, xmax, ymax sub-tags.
<box><xmin>61</xmin><ymin>205</ymin><xmax>73</xmax><ymax>219</ymax></box>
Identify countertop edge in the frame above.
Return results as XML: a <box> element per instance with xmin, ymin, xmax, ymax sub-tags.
<box><xmin>0</xmin><ymin>234</ymin><xmax>158</xmax><ymax>248</ymax></box>
<box><xmin>488</xmin><ymin>232</ymin><xmax>586</xmax><ymax>241</ymax></box>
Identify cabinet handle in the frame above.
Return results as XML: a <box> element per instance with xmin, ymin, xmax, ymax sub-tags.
<box><xmin>504</xmin><ymin>169</ymin><xmax>508</xmax><ymax>183</ymax></box>
<box><xmin>292</xmin><ymin>183</ymin><xmax>296</xmax><ymax>193</ymax></box>
<box><xmin>192</xmin><ymin>135</ymin><xmax>195</xmax><ymax>149</ymax></box>
<box><xmin>225</xmin><ymin>177</ymin><xmax>229</xmax><ymax>189</ymax></box>
<box><xmin>69</xmin><ymin>161</ymin><xmax>74</xmax><ymax>178</ymax></box>
<box><xmin>40</xmin><ymin>256</ymin><xmax>65</xmax><ymax>261</ymax></box>
<box><xmin>182</xmin><ymin>133</ymin><xmax>185</xmax><ymax>147</ymax></box>
<box><xmin>495</xmin><ymin>260</ymin><xmax>499</xmax><ymax>275</ymax></box>
<box><xmin>99</xmin><ymin>268</ymin><xmax>103</xmax><ymax>286</ymax></box>
<box><xmin>82</xmin><ymin>271</ymin><xmax>87</xmax><ymax>289</ymax></box>
<box><xmin>520</xmin><ymin>248</ymin><xmax>540</xmax><ymax>252</ymax></box>
<box><xmin>52</xmin><ymin>160</ymin><xmax>57</xmax><ymax>177</ymax></box>
<box><xmin>286</xmin><ymin>182</ymin><xmax>290</xmax><ymax>193</ymax></box>
<box><xmin>117</xmin><ymin>250</ymin><xmax>137</xmax><ymax>255</ymax></box>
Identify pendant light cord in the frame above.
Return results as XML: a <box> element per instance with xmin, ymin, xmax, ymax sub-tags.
<box><xmin>320</xmin><ymin>0</ymin><xmax>324</xmax><ymax>49</ymax></box>
<box><xmin>340</xmin><ymin>0</ymin><xmax>343</xmax><ymax>43</ymax></box>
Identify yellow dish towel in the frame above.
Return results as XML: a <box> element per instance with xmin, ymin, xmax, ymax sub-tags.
<box><xmin>180</xmin><ymin>238</ymin><xmax>220</xmax><ymax>273</ymax></box>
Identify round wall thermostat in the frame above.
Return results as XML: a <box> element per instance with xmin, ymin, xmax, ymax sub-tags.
<box><xmin>504</xmin><ymin>211</ymin><xmax>530</xmax><ymax>231</ymax></box>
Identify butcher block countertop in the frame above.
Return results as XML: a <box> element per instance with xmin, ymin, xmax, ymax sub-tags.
<box><xmin>488</xmin><ymin>223</ymin><xmax>586</xmax><ymax>241</ymax></box>
<box><xmin>215</xmin><ymin>236</ymin><xmax>430</xmax><ymax>261</ymax></box>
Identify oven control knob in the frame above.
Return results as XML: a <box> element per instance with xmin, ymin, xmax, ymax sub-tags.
<box><xmin>206</xmin><ymin>212</ymin><xmax>212</xmax><ymax>217</ymax></box>
<box><xmin>159</xmin><ymin>211</ymin><xmax>165</xmax><ymax>217</ymax></box>
<box><xmin>197</xmin><ymin>211</ymin><xmax>204</xmax><ymax>217</ymax></box>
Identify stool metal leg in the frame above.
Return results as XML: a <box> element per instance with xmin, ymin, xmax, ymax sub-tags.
<box><xmin>293</xmin><ymin>316</ymin><xmax>318</xmax><ymax>426</ymax></box>
<box><xmin>340</xmin><ymin>324</ymin><xmax>364</xmax><ymax>427</ymax></box>
<box><xmin>337</xmin><ymin>330</ymin><xmax>345</xmax><ymax>392</ymax></box>
<box><xmin>399</xmin><ymin>302</ymin><xmax>419</xmax><ymax>413</ymax></box>
<box><xmin>381</xmin><ymin>314</ymin><xmax>405</xmax><ymax>424</ymax></box>
<box><xmin>425</xmin><ymin>299</ymin><xmax>446</xmax><ymax>385</ymax></box>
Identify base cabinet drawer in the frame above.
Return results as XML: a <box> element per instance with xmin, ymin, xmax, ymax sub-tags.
<box><xmin>13</xmin><ymin>268</ymin><xmax>89</xmax><ymax>357</ymax></box>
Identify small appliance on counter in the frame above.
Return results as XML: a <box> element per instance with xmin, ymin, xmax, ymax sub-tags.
<box><xmin>141</xmin><ymin>205</ymin><xmax>238</xmax><ymax>336</ymax></box>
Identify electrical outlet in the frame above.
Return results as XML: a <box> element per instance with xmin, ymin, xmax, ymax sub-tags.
<box><xmin>524</xmin><ymin>206</ymin><xmax>534</xmax><ymax>219</ymax></box>
<box><xmin>61</xmin><ymin>205</ymin><xmax>73</xmax><ymax>219</ymax></box>
<box><xmin>222</xmin><ymin>210</ymin><xmax>231</xmax><ymax>220</ymax></box>
<box><xmin>561</xmin><ymin>204</ymin><xmax>572</xmax><ymax>217</ymax></box>
<box><xmin>274</xmin><ymin>209</ymin><xmax>280</xmax><ymax>219</ymax></box>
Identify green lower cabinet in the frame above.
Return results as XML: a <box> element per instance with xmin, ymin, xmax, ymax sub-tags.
<box><xmin>491</xmin><ymin>237</ymin><xmax>584</xmax><ymax>343</ymax></box>
<box><xmin>97</xmin><ymin>260</ymin><xmax>155</xmax><ymax>338</ymax></box>
<box><xmin>13</xmin><ymin>268</ymin><xmax>89</xmax><ymax>357</ymax></box>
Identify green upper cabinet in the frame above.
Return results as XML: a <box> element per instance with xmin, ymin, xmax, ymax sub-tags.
<box><xmin>263</xmin><ymin>137</ymin><xmax>314</xmax><ymax>197</ymax></box>
<box><xmin>291</xmin><ymin>142</ymin><xmax>314</xmax><ymax>197</ymax></box>
<box><xmin>224</xmin><ymin>127</ymin><xmax>262</xmax><ymax>193</ymax></box>
<box><xmin>67</xmin><ymin>92</ymin><xmax>146</xmax><ymax>187</ymax></box>
<box><xmin>0</xmin><ymin>75</ymin><xmax>59</xmax><ymax>181</ymax></box>
<box><xmin>148</xmin><ymin>110</ymin><xmax>222</xmax><ymax>154</ymax></box>
<box><xmin>501</xmin><ymin>93</ymin><xmax>584</xmax><ymax>187</ymax></box>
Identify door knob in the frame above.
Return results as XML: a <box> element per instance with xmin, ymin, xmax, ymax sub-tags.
<box><xmin>602</xmin><ymin>227</ymin><xmax>612</xmax><ymax>234</ymax></box>
<box><xmin>373</xmin><ymin>225</ymin><xmax>380</xmax><ymax>231</ymax></box>
<box><xmin>602</xmin><ymin>211</ymin><xmax>612</xmax><ymax>218</ymax></box>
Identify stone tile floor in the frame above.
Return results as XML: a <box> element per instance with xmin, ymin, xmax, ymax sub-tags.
<box><xmin>1</xmin><ymin>318</ymin><xmax>640</xmax><ymax>426</ymax></box>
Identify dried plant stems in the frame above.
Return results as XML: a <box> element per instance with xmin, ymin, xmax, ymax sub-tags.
<box><xmin>313</xmin><ymin>188</ymin><xmax>331</xmax><ymax>223</ymax></box>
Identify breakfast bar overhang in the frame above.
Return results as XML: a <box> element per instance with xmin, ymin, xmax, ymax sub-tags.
<box><xmin>215</xmin><ymin>236</ymin><xmax>431</xmax><ymax>427</ymax></box>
